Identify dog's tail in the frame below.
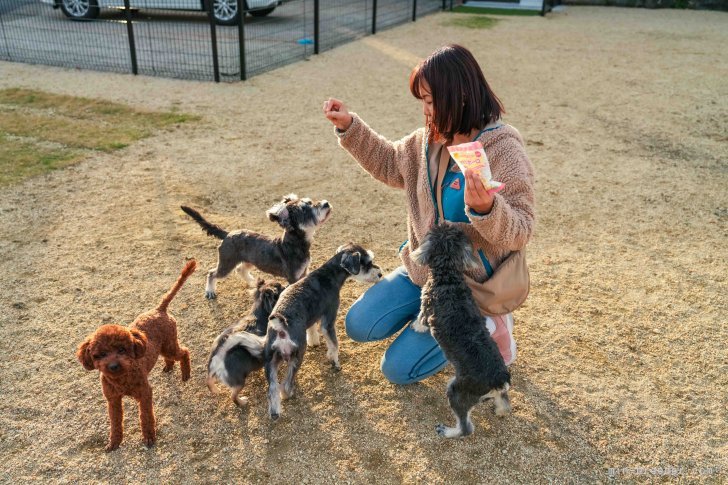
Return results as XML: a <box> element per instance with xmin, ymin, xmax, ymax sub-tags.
<box><xmin>158</xmin><ymin>259</ymin><xmax>197</xmax><ymax>313</ymax></box>
<box><xmin>181</xmin><ymin>205</ymin><xmax>229</xmax><ymax>240</ymax></box>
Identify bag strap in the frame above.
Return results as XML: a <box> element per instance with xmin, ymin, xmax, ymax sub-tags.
<box><xmin>434</xmin><ymin>146</ymin><xmax>449</xmax><ymax>222</ymax></box>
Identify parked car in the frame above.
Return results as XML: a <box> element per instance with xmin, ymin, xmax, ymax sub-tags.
<box><xmin>41</xmin><ymin>0</ymin><xmax>279</xmax><ymax>25</ymax></box>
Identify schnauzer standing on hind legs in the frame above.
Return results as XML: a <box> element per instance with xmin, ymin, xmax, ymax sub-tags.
<box><xmin>76</xmin><ymin>260</ymin><xmax>196</xmax><ymax>451</ymax></box>
<box><xmin>181</xmin><ymin>194</ymin><xmax>331</xmax><ymax>299</ymax></box>
<box><xmin>264</xmin><ymin>243</ymin><xmax>382</xmax><ymax>420</ymax></box>
<box><xmin>411</xmin><ymin>224</ymin><xmax>511</xmax><ymax>438</ymax></box>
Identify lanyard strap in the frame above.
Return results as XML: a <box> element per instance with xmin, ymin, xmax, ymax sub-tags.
<box><xmin>434</xmin><ymin>146</ymin><xmax>449</xmax><ymax>222</ymax></box>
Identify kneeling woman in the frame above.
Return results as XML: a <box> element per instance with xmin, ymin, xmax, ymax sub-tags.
<box><xmin>323</xmin><ymin>44</ymin><xmax>535</xmax><ymax>384</ymax></box>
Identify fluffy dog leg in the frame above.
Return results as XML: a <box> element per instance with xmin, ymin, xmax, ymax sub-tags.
<box><xmin>137</xmin><ymin>389</ymin><xmax>156</xmax><ymax>448</ymax></box>
<box><xmin>281</xmin><ymin>354</ymin><xmax>302</xmax><ymax>400</ymax></box>
<box><xmin>320</xmin><ymin>311</ymin><xmax>340</xmax><ymax>370</ymax></box>
<box><xmin>163</xmin><ymin>342</ymin><xmax>191</xmax><ymax>381</ymax></box>
<box><xmin>231</xmin><ymin>385</ymin><xmax>248</xmax><ymax>407</ymax></box>
<box><xmin>206</xmin><ymin>269</ymin><xmax>218</xmax><ymax>299</ymax></box>
<box><xmin>206</xmin><ymin>249</ymin><xmax>240</xmax><ymax>299</ymax></box>
<box><xmin>206</xmin><ymin>375</ymin><xmax>217</xmax><ymax>393</ymax></box>
<box><xmin>105</xmin><ymin>395</ymin><xmax>123</xmax><ymax>452</ymax></box>
<box><xmin>493</xmin><ymin>388</ymin><xmax>511</xmax><ymax>417</ymax></box>
<box><xmin>436</xmin><ymin>379</ymin><xmax>477</xmax><ymax>439</ymax></box>
<box><xmin>266</xmin><ymin>357</ymin><xmax>282</xmax><ymax>420</ymax></box>
<box><xmin>177</xmin><ymin>346</ymin><xmax>191</xmax><ymax>381</ymax></box>
<box><xmin>306</xmin><ymin>325</ymin><xmax>321</xmax><ymax>347</ymax></box>
<box><xmin>412</xmin><ymin>293</ymin><xmax>433</xmax><ymax>333</ymax></box>
<box><xmin>237</xmin><ymin>263</ymin><xmax>257</xmax><ymax>286</ymax></box>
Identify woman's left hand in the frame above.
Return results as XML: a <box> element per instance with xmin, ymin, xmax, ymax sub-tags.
<box><xmin>464</xmin><ymin>169</ymin><xmax>495</xmax><ymax>214</ymax></box>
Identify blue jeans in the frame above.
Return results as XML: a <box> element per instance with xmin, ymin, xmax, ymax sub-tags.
<box><xmin>345</xmin><ymin>267</ymin><xmax>448</xmax><ymax>385</ymax></box>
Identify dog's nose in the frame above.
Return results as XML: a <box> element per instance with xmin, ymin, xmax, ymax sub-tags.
<box><xmin>108</xmin><ymin>362</ymin><xmax>120</xmax><ymax>372</ymax></box>
<box><xmin>377</xmin><ymin>271</ymin><xmax>383</xmax><ymax>279</ymax></box>
<box><xmin>321</xmin><ymin>200</ymin><xmax>330</xmax><ymax>209</ymax></box>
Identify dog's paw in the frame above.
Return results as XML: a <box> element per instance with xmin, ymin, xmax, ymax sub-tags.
<box><xmin>205</xmin><ymin>291</ymin><xmax>217</xmax><ymax>300</ymax></box>
<box><xmin>163</xmin><ymin>363</ymin><xmax>174</xmax><ymax>373</ymax></box>
<box><xmin>331</xmin><ymin>361</ymin><xmax>342</xmax><ymax>372</ymax></box>
<box><xmin>280</xmin><ymin>386</ymin><xmax>295</xmax><ymax>401</ymax></box>
<box><xmin>143</xmin><ymin>436</ymin><xmax>156</xmax><ymax>449</ymax></box>
<box><xmin>435</xmin><ymin>424</ymin><xmax>462</xmax><ymax>439</ymax></box>
<box><xmin>105</xmin><ymin>442</ymin><xmax>121</xmax><ymax>453</ymax></box>
<box><xmin>234</xmin><ymin>396</ymin><xmax>249</xmax><ymax>407</ymax></box>
<box><xmin>411</xmin><ymin>318</ymin><xmax>429</xmax><ymax>333</ymax></box>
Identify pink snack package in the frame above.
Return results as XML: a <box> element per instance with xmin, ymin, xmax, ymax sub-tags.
<box><xmin>447</xmin><ymin>141</ymin><xmax>504</xmax><ymax>193</ymax></box>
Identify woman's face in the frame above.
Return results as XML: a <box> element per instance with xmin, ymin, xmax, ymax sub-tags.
<box><xmin>419</xmin><ymin>80</ymin><xmax>434</xmax><ymax>120</ymax></box>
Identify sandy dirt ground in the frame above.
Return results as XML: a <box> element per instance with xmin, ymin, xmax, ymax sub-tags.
<box><xmin>0</xmin><ymin>6</ymin><xmax>726</xmax><ymax>483</ymax></box>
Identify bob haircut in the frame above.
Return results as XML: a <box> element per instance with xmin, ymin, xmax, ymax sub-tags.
<box><xmin>410</xmin><ymin>44</ymin><xmax>504</xmax><ymax>143</ymax></box>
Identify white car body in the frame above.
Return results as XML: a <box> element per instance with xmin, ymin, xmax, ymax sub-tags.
<box><xmin>41</xmin><ymin>0</ymin><xmax>277</xmax><ymax>9</ymax></box>
<box><xmin>42</xmin><ymin>0</ymin><xmax>278</xmax><ymax>25</ymax></box>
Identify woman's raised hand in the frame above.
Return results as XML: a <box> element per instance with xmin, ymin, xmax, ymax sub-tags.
<box><xmin>323</xmin><ymin>98</ymin><xmax>353</xmax><ymax>132</ymax></box>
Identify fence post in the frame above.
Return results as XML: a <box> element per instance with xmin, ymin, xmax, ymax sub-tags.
<box><xmin>237</xmin><ymin>0</ymin><xmax>246</xmax><ymax>80</ymax></box>
<box><xmin>442</xmin><ymin>0</ymin><xmax>446</xmax><ymax>10</ymax></box>
<box><xmin>412</xmin><ymin>0</ymin><xmax>417</xmax><ymax>21</ymax></box>
<box><xmin>206</xmin><ymin>0</ymin><xmax>220</xmax><ymax>82</ymax></box>
<box><xmin>123</xmin><ymin>0</ymin><xmax>138</xmax><ymax>75</ymax></box>
<box><xmin>450</xmin><ymin>0</ymin><xmax>454</xmax><ymax>11</ymax></box>
<box><xmin>372</xmin><ymin>0</ymin><xmax>377</xmax><ymax>34</ymax></box>
<box><xmin>314</xmin><ymin>0</ymin><xmax>320</xmax><ymax>54</ymax></box>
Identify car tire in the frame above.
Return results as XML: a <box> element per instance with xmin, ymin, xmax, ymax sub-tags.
<box><xmin>212</xmin><ymin>0</ymin><xmax>241</xmax><ymax>26</ymax></box>
<box><xmin>249</xmin><ymin>6</ymin><xmax>275</xmax><ymax>17</ymax></box>
<box><xmin>59</xmin><ymin>0</ymin><xmax>100</xmax><ymax>20</ymax></box>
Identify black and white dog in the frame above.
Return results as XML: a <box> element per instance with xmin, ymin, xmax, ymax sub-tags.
<box><xmin>181</xmin><ymin>194</ymin><xmax>331</xmax><ymax>299</ymax></box>
<box><xmin>411</xmin><ymin>223</ymin><xmax>511</xmax><ymax>438</ymax></box>
<box><xmin>206</xmin><ymin>279</ymin><xmax>284</xmax><ymax>407</ymax></box>
<box><xmin>264</xmin><ymin>243</ymin><xmax>382</xmax><ymax>420</ymax></box>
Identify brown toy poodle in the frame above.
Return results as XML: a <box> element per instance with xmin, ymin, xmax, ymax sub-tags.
<box><xmin>76</xmin><ymin>260</ymin><xmax>196</xmax><ymax>452</ymax></box>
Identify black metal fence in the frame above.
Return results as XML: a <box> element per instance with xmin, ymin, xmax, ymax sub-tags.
<box><xmin>0</xmin><ymin>0</ymin><xmax>462</xmax><ymax>82</ymax></box>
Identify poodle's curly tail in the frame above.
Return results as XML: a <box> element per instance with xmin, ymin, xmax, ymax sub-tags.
<box><xmin>158</xmin><ymin>259</ymin><xmax>197</xmax><ymax>313</ymax></box>
<box><xmin>181</xmin><ymin>205</ymin><xmax>229</xmax><ymax>240</ymax></box>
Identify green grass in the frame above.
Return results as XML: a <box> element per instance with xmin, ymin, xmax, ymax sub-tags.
<box><xmin>452</xmin><ymin>5</ymin><xmax>542</xmax><ymax>16</ymax></box>
<box><xmin>446</xmin><ymin>15</ymin><xmax>499</xmax><ymax>29</ymax></box>
<box><xmin>0</xmin><ymin>88</ymin><xmax>199</xmax><ymax>186</ymax></box>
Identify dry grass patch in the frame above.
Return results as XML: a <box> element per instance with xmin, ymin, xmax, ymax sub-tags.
<box><xmin>0</xmin><ymin>88</ymin><xmax>198</xmax><ymax>185</ymax></box>
<box><xmin>0</xmin><ymin>133</ymin><xmax>82</xmax><ymax>185</ymax></box>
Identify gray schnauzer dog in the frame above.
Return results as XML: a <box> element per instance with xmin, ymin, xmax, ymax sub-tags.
<box><xmin>206</xmin><ymin>279</ymin><xmax>285</xmax><ymax>407</ymax></box>
<box><xmin>411</xmin><ymin>223</ymin><xmax>511</xmax><ymax>438</ymax></box>
<box><xmin>181</xmin><ymin>194</ymin><xmax>331</xmax><ymax>299</ymax></box>
<box><xmin>264</xmin><ymin>243</ymin><xmax>382</xmax><ymax>420</ymax></box>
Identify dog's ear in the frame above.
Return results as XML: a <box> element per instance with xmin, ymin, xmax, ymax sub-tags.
<box><xmin>410</xmin><ymin>239</ymin><xmax>432</xmax><ymax>267</ymax></box>
<box><xmin>281</xmin><ymin>193</ymin><xmax>298</xmax><ymax>203</ymax></box>
<box><xmin>130</xmin><ymin>329</ymin><xmax>147</xmax><ymax>359</ymax></box>
<box><xmin>340</xmin><ymin>251</ymin><xmax>361</xmax><ymax>275</ymax></box>
<box><xmin>266</xmin><ymin>203</ymin><xmax>291</xmax><ymax>228</ymax></box>
<box><xmin>262</xmin><ymin>288</ymin><xmax>279</xmax><ymax>313</ymax></box>
<box><xmin>76</xmin><ymin>338</ymin><xmax>95</xmax><ymax>371</ymax></box>
<box><xmin>256</xmin><ymin>278</ymin><xmax>266</xmax><ymax>290</ymax></box>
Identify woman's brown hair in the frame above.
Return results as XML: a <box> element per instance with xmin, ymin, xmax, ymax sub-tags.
<box><xmin>410</xmin><ymin>44</ymin><xmax>504</xmax><ymax>144</ymax></box>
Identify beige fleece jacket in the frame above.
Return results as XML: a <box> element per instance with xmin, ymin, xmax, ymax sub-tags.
<box><xmin>337</xmin><ymin>113</ymin><xmax>535</xmax><ymax>287</ymax></box>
